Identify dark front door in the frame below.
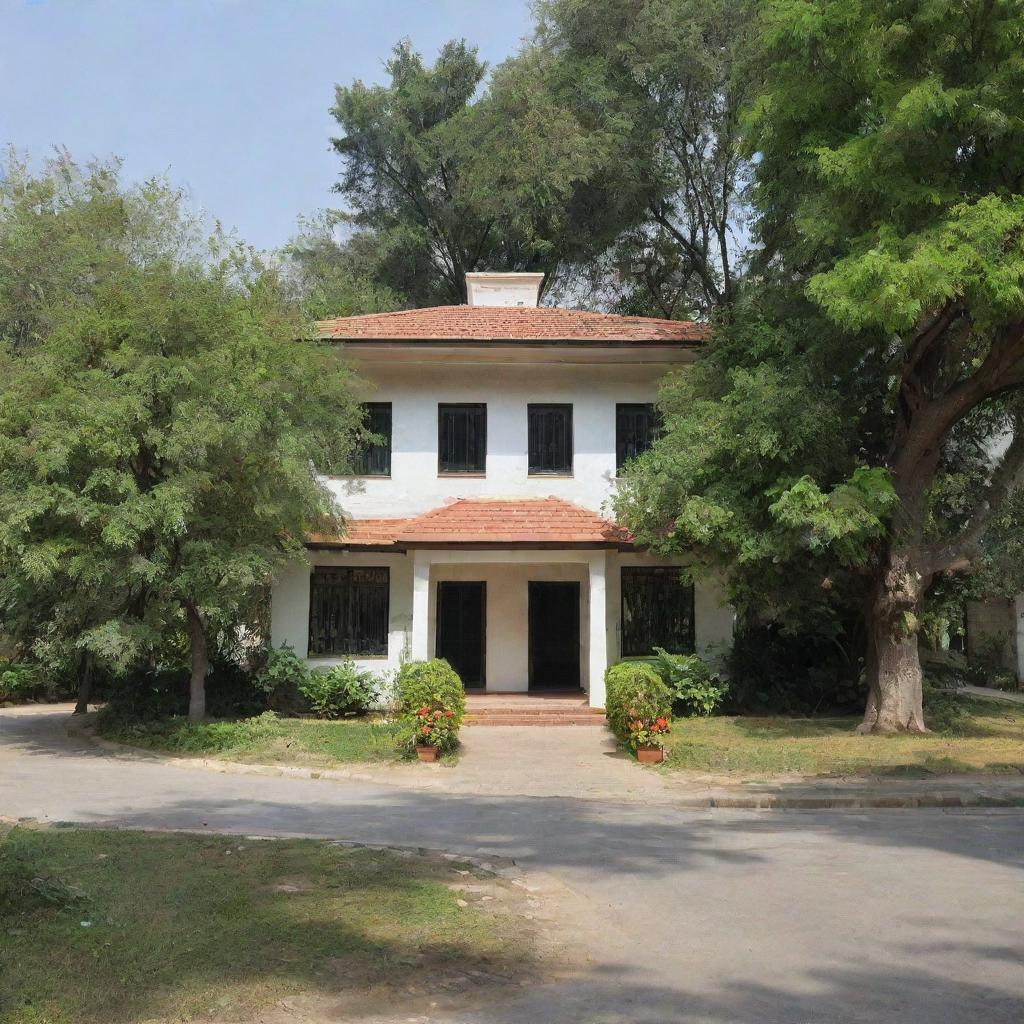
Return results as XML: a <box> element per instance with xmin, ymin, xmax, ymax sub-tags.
<box><xmin>435</xmin><ymin>582</ymin><xmax>486</xmax><ymax>687</ymax></box>
<box><xmin>528</xmin><ymin>581</ymin><xmax>581</xmax><ymax>690</ymax></box>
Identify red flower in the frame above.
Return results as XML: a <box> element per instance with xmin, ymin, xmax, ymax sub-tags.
<box><xmin>655</xmin><ymin>718</ymin><xmax>667</xmax><ymax>728</ymax></box>
<box><xmin>418</xmin><ymin>707</ymin><xmax>429</xmax><ymax>717</ymax></box>
<box><xmin>444</xmin><ymin>710</ymin><xmax>454</xmax><ymax>718</ymax></box>
<box><xmin>420</xmin><ymin>725</ymin><xmax>431</xmax><ymax>736</ymax></box>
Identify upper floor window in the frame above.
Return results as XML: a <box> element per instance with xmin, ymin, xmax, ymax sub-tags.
<box><xmin>616</xmin><ymin>403</ymin><xmax>662</xmax><ymax>472</ymax></box>
<box><xmin>528</xmin><ymin>404</ymin><xmax>573</xmax><ymax>475</ymax></box>
<box><xmin>352</xmin><ymin>402</ymin><xmax>392</xmax><ymax>476</ymax></box>
<box><xmin>620</xmin><ymin>566</ymin><xmax>695</xmax><ymax>657</ymax></box>
<box><xmin>438</xmin><ymin>403</ymin><xmax>486</xmax><ymax>474</ymax></box>
<box><xmin>308</xmin><ymin>567</ymin><xmax>390</xmax><ymax>657</ymax></box>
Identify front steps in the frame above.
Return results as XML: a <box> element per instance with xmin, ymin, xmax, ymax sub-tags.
<box><xmin>464</xmin><ymin>693</ymin><xmax>606</xmax><ymax>727</ymax></box>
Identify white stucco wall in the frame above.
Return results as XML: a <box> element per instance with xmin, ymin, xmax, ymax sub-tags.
<box><xmin>270</xmin><ymin>550</ymin><xmax>413</xmax><ymax>679</ymax></box>
<box><xmin>428</xmin><ymin>561</ymin><xmax>590</xmax><ymax>692</ymax></box>
<box><xmin>329</xmin><ymin>361</ymin><xmax>671</xmax><ymax>519</ymax></box>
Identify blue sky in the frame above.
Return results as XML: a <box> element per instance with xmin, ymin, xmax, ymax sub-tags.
<box><xmin>1</xmin><ymin>0</ymin><xmax>534</xmax><ymax>250</ymax></box>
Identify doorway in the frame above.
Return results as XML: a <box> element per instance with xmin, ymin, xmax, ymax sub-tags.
<box><xmin>528</xmin><ymin>581</ymin><xmax>581</xmax><ymax>690</ymax></box>
<box><xmin>435</xmin><ymin>581</ymin><xmax>486</xmax><ymax>687</ymax></box>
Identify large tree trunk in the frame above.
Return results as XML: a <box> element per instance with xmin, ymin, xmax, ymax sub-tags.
<box><xmin>858</xmin><ymin>555</ymin><xmax>929</xmax><ymax>734</ymax></box>
<box><xmin>185</xmin><ymin>603</ymin><xmax>208</xmax><ymax>723</ymax></box>
<box><xmin>73</xmin><ymin>651</ymin><xmax>94</xmax><ymax>715</ymax></box>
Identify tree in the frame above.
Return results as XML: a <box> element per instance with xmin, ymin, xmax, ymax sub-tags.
<box><xmin>618</xmin><ymin>0</ymin><xmax>1024</xmax><ymax>732</ymax></box>
<box><xmin>0</xmin><ymin>157</ymin><xmax>364</xmax><ymax>720</ymax></box>
<box><xmin>531</xmin><ymin>0</ymin><xmax>758</xmax><ymax>317</ymax></box>
<box><xmin>329</xmin><ymin>38</ymin><xmax>607</xmax><ymax>305</ymax></box>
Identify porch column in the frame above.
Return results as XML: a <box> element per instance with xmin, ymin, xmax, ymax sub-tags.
<box><xmin>411</xmin><ymin>550</ymin><xmax>431</xmax><ymax>661</ymax></box>
<box><xmin>587</xmin><ymin>551</ymin><xmax>609</xmax><ymax>708</ymax></box>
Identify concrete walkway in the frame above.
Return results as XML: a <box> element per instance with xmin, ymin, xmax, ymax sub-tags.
<box><xmin>960</xmin><ymin>683</ymin><xmax>1024</xmax><ymax>705</ymax></box>
<box><xmin>2</xmin><ymin>705</ymin><xmax>1024</xmax><ymax>1023</ymax></box>
<box><xmin>71</xmin><ymin>709</ymin><xmax>1024</xmax><ymax>808</ymax></box>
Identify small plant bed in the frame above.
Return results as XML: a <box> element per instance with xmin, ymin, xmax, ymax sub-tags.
<box><xmin>97</xmin><ymin>712</ymin><xmax>409</xmax><ymax>768</ymax></box>
<box><xmin>0</xmin><ymin>825</ymin><xmax>545</xmax><ymax>1024</ymax></box>
<box><xmin>661</xmin><ymin>698</ymin><xmax>1024</xmax><ymax>778</ymax></box>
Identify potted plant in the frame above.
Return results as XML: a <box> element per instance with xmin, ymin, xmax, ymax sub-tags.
<box><xmin>628</xmin><ymin>716</ymin><xmax>670</xmax><ymax>764</ymax></box>
<box><xmin>413</xmin><ymin>705</ymin><xmax>457</xmax><ymax>761</ymax></box>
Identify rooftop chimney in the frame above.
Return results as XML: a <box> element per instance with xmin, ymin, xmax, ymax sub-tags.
<box><xmin>465</xmin><ymin>271</ymin><xmax>544</xmax><ymax>308</ymax></box>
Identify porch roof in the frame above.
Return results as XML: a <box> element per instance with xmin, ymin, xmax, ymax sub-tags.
<box><xmin>306</xmin><ymin>498</ymin><xmax>633</xmax><ymax>550</ymax></box>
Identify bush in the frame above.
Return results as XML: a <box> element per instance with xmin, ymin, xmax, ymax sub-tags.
<box><xmin>396</xmin><ymin>659</ymin><xmax>465</xmax><ymax>753</ymax></box>
<box><xmin>100</xmin><ymin>710</ymin><xmax>283</xmax><ymax>754</ymax></box>
<box><xmin>0</xmin><ymin>662</ymin><xmax>47</xmax><ymax>703</ymax></box>
<box><xmin>299</xmin><ymin>661</ymin><xmax>375</xmax><ymax>718</ymax></box>
<box><xmin>255</xmin><ymin>644</ymin><xmax>311</xmax><ymax>715</ymax></box>
<box><xmin>604</xmin><ymin>661</ymin><xmax>672</xmax><ymax>750</ymax></box>
<box><xmin>650</xmin><ymin>648</ymin><xmax>728</xmax><ymax>716</ymax></box>
<box><xmin>922</xmin><ymin>681</ymin><xmax>972</xmax><ymax>735</ymax></box>
<box><xmin>725</xmin><ymin>624</ymin><xmax>867</xmax><ymax>715</ymax></box>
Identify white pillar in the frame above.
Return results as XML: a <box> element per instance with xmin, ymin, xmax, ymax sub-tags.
<box><xmin>587</xmin><ymin>551</ymin><xmax>609</xmax><ymax>708</ymax></box>
<box><xmin>411</xmin><ymin>550</ymin><xmax>431</xmax><ymax>662</ymax></box>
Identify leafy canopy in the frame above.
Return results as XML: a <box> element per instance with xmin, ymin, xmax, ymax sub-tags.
<box><xmin>0</xmin><ymin>156</ymin><xmax>363</xmax><ymax>672</ymax></box>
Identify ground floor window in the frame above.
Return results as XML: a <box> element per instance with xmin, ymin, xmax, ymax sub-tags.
<box><xmin>620</xmin><ymin>566</ymin><xmax>695</xmax><ymax>657</ymax></box>
<box><xmin>308</xmin><ymin>567</ymin><xmax>389</xmax><ymax>656</ymax></box>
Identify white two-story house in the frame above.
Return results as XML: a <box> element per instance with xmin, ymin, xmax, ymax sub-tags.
<box><xmin>270</xmin><ymin>272</ymin><xmax>734</xmax><ymax>708</ymax></box>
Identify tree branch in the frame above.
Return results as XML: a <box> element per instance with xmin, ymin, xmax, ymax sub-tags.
<box><xmin>920</xmin><ymin>414</ymin><xmax>1024</xmax><ymax>575</ymax></box>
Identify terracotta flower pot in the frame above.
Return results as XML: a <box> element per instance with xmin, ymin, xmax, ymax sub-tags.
<box><xmin>636</xmin><ymin>745</ymin><xmax>664</xmax><ymax>765</ymax></box>
<box><xmin>415</xmin><ymin>745</ymin><xmax>439</xmax><ymax>763</ymax></box>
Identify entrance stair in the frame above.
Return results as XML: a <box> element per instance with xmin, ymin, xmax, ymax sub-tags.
<box><xmin>464</xmin><ymin>692</ymin><xmax>606</xmax><ymax>727</ymax></box>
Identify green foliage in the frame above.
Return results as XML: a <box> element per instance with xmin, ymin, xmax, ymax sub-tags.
<box><xmin>532</xmin><ymin>0</ymin><xmax>758</xmax><ymax>316</ymax></box>
<box><xmin>604</xmin><ymin>661</ymin><xmax>672</xmax><ymax>749</ymax></box>
<box><xmin>725</xmin><ymin>624</ymin><xmax>867</xmax><ymax>715</ymax></box>
<box><xmin>299</xmin><ymin>662</ymin><xmax>376</xmax><ymax>718</ymax></box>
<box><xmin>0</xmin><ymin>156</ymin><xmax>365</xmax><ymax>718</ymax></box>
<box><xmin>330</xmin><ymin>39</ymin><xmax>603</xmax><ymax>305</ymax></box>
<box><xmin>396</xmin><ymin>659</ymin><xmax>465</xmax><ymax>752</ymax></box>
<box><xmin>255</xmin><ymin>643</ymin><xmax>310</xmax><ymax>698</ymax></box>
<box><xmin>649</xmin><ymin>648</ymin><xmax>728</xmax><ymax>717</ymax></box>
<box><xmin>0</xmin><ymin>660</ymin><xmax>52</xmax><ymax>703</ymax></box>
<box><xmin>101</xmin><ymin>710</ymin><xmax>283</xmax><ymax>754</ymax></box>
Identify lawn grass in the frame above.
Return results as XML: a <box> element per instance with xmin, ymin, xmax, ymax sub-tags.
<box><xmin>99</xmin><ymin>712</ymin><xmax>409</xmax><ymax>768</ymax></box>
<box><xmin>662</xmin><ymin>698</ymin><xmax>1024</xmax><ymax>778</ymax></box>
<box><xmin>0</xmin><ymin>826</ymin><xmax>538</xmax><ymax>1024</ymax></box>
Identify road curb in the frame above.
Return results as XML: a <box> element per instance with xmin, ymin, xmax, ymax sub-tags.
<box><xmin>64</xmin><ymin>714</ymin><xmax>1024</xmax><ymax>810</ymax></box>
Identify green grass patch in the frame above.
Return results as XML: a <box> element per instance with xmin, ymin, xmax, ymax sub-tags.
<box><xmin>0</xmin><ymin>826</ymin><xmax>538</xmax><ymax>1023</ymax></box>
<box><xmin>662</xmin><ymin>698</ymin><xmax>1024</xmax><ymax>778</ymax></box>
<box><xmin>99</xmin><ymin>711</ymin><xmax>408</xmax><ymax>767</ymax></box>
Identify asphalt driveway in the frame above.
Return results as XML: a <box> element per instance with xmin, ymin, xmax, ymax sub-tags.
<box><xmin>2</xmin><ymin>705</ymin><xmax>1022</xmax><ymax>1024</ymax></box>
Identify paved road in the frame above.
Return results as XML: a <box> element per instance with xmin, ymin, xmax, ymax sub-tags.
<box><xmin>2</xmin><ymin>706</ymin><xmax>1022</xmax><ymax>1024</ymax></box>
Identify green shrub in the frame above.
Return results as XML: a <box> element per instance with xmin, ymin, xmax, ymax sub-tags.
<box><xmin>724</xmin><ymin>624</ymin><xmax>867</xmax><ymax>714</ymax></box>
<box><xmin>0</xmin><ymin>660</ymin><xmax>71</xmax><ymax>704</ymax></box>
<box><xmin>100</xmin><ymin>710</ymin><xmax>283</xmax><ymax>754</ymax></box>
<box><xmin>650</xmin><ymin>648</ymin><xmax>728</xmax><ymax>716</ymax></box>
<box><xmin>604</xmin><ymin>661</ymin><xmax>672</xmax><ymax>747</ymax></box>
<box><xmin>396</xmin><ymin>659</ymin><xmax>465</xmax><ymax>753</ymax></box>
<box><xmin>255</xmin><ymin>644</ymin><xmax>311</xmax><ymax>715</ymax></box>
<box><xmin>299</xmin><ymin>661</ymin><xmax>375</xmax><ymax>718</ymax></box>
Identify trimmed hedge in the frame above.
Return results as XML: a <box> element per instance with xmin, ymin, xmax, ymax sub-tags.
<box><xmin>604</xmin><ymin>661</ymin><xmax>672</xmax><ymax>743</ymax></box>
<box><xmin>396</xmin><ymin>659</ymin><xmax>466</xmax><ymax>752</ymax></box>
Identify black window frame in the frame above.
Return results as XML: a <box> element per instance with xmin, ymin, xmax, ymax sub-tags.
<box><xmin>527</xmin><ymin>403</ymin><xmax>573</xmax><ymax>476</ymax></box>
<box><xmin>352</xmin><ymin>402</ymin><xmax>392</xmax><ymax>477</ymax></box>
<box><xmin>620</xmin><ymin>566</ymin><xmax>695</xmax><ymax>658</ymax></box>
<box><xmin>308</xmin><ymin>566</ymin><xmax>390</xmax><ymax>657</ymax></box>
<box><xmin>438</xmin><ymin>403</ymin><xmax>487</xmax><ymax>475</ymax></box>
<box><xmin>616</xmin><ymin>403</ymin><xmax>662</xmax><ymax>472</ymax></box>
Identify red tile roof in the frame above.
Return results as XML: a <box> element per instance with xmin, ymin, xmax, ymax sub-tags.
<box><xmin>316</xmin><ymin>305</ymin><xmax>706</xmax><ymax>344</ymax></box>
<box><xmin>308</xmin><ymin>498</ymin><xmax>632</xmax><ymax>548</ymax></box>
